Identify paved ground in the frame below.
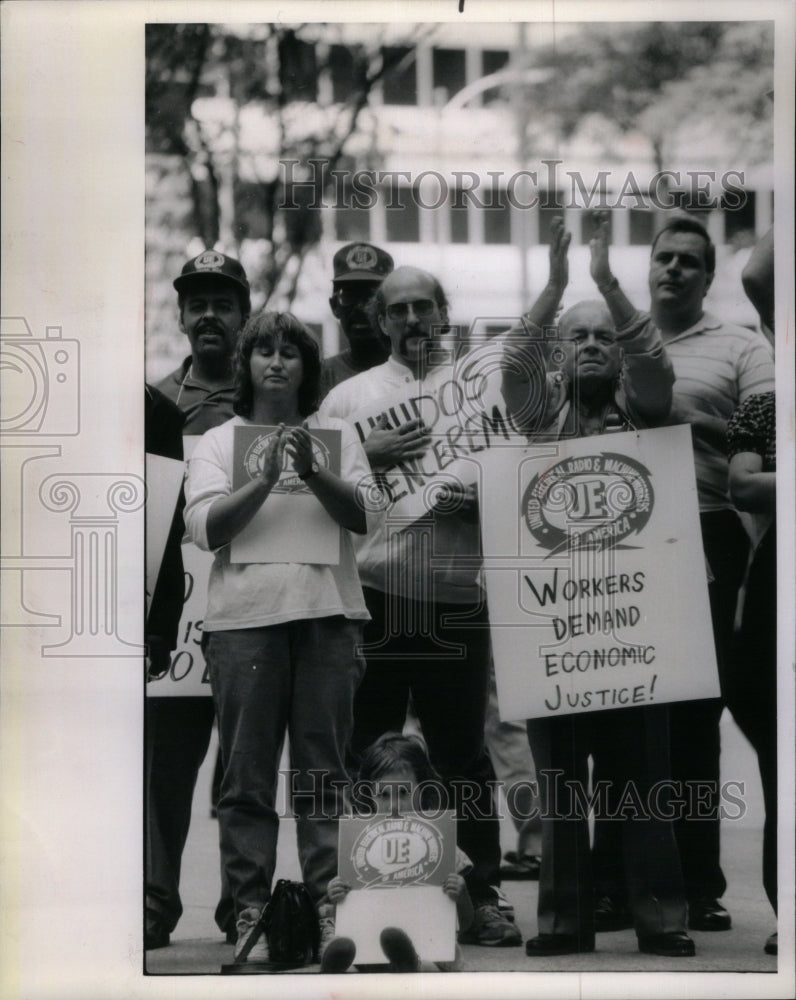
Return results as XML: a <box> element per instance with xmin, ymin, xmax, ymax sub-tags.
<box><xmin>145</xmin><ymin>711</ymin><xmax>786</xmax><ymax>983</ymax></box>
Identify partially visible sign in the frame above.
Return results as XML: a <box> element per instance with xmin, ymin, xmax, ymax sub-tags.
<box><xmin>480</xmin><ymin>425</ymin><xmax>719</xmax><ymax>720</ymax></box>
<box><xmin>335</xmin><ymin>812</ymin><xmax>457</xmax><ymax>964</ymax></box>
<box><xmin>144</xmin><ymin>452</ymin><xmax>184</xmax><ymax>619</ymax></box>
<box><xmin>146</xmin><ymin>542</ymin><xmax>212</xmax><ymax>697</ymax></box>
<box><xmin>230</xmin><ymin>425</ymin><xmax>342</xmax><ymax>564</ymax></box>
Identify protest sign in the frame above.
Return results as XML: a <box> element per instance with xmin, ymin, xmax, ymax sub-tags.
<box><xmin>145</xmin><ymin>541</ymin><xmax>212</xmax><ymax>697</ymax></box>
<box><xmin>144</xmin><ymin>451</ymin><xmax>184</xmax><ymax>619</ymax></box>
<box><xmin>335</xmin><ymin>811</ymin><xmax>458</xmax><ymax>964</ymax></box>
<box><xmin>480</xmin><ymin>424</ymin><xmax>719</xmax><ymax>720</ymax></box>
<box><xmin>346</xmin><ymin>341</ymin><xmax>519</xmax><ymax>524</ymax></box>
<box><xmin>230</xmin><ymin>425</ymin><xmax>342</xmax><ymax>564</ymax></box>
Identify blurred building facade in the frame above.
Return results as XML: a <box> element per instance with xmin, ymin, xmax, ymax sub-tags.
<box><xmin>145</xmin><ymin>22</ymin><xmax>774</xmax><ymax>382</ymax></box>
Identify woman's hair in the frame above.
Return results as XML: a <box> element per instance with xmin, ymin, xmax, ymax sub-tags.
<box><xmin>357</xmin><ymin>732</ymin><xmax>444</xmax><ymax>812</ymax></box>
<box><xmin>232</xmin><ymin>311</ymin><xmax>321</xmax><ymax>418</ymax></box>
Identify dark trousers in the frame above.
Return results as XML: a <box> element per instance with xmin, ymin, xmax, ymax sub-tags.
<box><xmin>592</xmin><ymin>509</ymin><xmax>749</xmax><ymax>903</ymax></box>
<box><xmin>529</xmin><ymin>706</ymin><xmax>687</xmax><ymax>939</ymax></box>
<box><xmin>352</xmin><ymin>587</ymin><xmax>501</xmax><ymax>903</ymax></box>
<box><xmin>726</xmin><ymin>527</ymin><xmax>777</xmax><ymax>912</ymax></box>
<box><xmin>207</xmin><ymin>618</ymin><xmax>365</xmax><ymax>915</ymax></box>
<box><xmin>145</xmin><ymin>696</ymin><xmax>216</xmax><ymax>931</ymax></box>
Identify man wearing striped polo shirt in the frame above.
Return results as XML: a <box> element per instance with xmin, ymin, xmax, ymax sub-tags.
<box><xmin>592</xmin><ymin>214</ymin><xmax>775</xmax><ymax>936</ymax></box>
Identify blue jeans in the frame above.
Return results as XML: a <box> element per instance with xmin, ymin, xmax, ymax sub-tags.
<box><xmin>206</xmin><ymin>616</ymin><xmax>365</xmax><ymax>915</ymax></box>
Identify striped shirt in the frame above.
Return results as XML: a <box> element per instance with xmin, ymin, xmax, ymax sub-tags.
<box><xmin>663</xmin><ymin>313</ymin><xmax>774</xmax><ymax>511</ymax></box>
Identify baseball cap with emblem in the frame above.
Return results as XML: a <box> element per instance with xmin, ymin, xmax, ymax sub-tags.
<box><xmin>332</xmin><ymin>243</ymin><xmax>394</xmax><ymax>284</ymax></box>
<box><xmin>173</xmin><ymin>250</ymin><xmax>251</xmax><ymax>309</ymax></box>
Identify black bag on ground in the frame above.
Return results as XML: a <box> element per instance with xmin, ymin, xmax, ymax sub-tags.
<box><xmin>262</xmin><ymin>879</ymin><xmax>320</xmax><ymax>967</ymax></box>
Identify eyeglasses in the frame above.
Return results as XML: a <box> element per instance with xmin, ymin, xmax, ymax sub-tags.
<box><xmin>384</xmin><ymin>298</ymin><xmax>437</xmax><ymax>321</ymax></box>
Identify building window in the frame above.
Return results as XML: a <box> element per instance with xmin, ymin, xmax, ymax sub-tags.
<box><xmin>449</xmin><ymin>189</ymin><xmax>469</xmax><ymax>244</ymax></box>
<box><xmin>329</xmin><ymin>44</ymin><xmax>364</xmax><ymax>103</ymax></box>
<box><xmin>538</xmin><ymin>192</ymin><xmax>564</xmax><ymax>244</ymax></box>
<box><xmin>278</xmin><ymin>32</ymin><xmax>318</xmax><ymax>102</ymax></box>
<box><xmin>723</xmin><ymin>190</ymin><xmax>756</xmax><ymax>244</ymax></box>
<box><xmin>629</xmin><ymin>208</ymin><xmax>656</xmax><ymax>246</ymax></box>
<box><xmin>334</xmin><ymin>177</ymin><xmax>372</xmax><ymax>242</ymax></box>
<box><xmin>381</xmin><ymin>46</ymin><xmax>417</xmax><ymax>105</ymax></box>
<box><xmin>233</xmin><ymin>180</ymin><xmax>274</xmax><ymax>241</ymax></box>
<box><xmin>432</xmin><ymin>48</ymin><xmax>466</xmax><ymax>103</ymax></box>
<box><xmin>385</xmin><ymin>183</ymin><xmax>419</xmax><ymax>242</ymax></box>
<box><xmin>481</xmin><ymin>50</ymin><xmax>510</xmax><ymax>105</ymax></box>
<box><xmin>483</xmin><ymin>186</ymin><xmax>511</xmax><ymax>244</ymax></box>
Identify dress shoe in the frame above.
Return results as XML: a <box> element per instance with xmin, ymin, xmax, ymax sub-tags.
<box><xmin>638</xmin><ymin>932</ymin><xmax>696</xmax><ymax>957</ymax></box>
<box><xmin>525</xmin><ymin>932</ymin><xmax>595</xmax><ymax>956</ymax></box>
<box><xmin>144</xmin><ymin>912</ymin><xmax>170</xmax><ymax>950</ymax></box>
<box><xmin>688</xmin><ymin>896</ymin><xmax>731</xmax><ymax>931</ymax></box>
<box><xmin>764</xmin><ymin>931</ymin><xmax>778</xmax><ymax>955</ymax></box>
<box><xmin>594</xmin><ymin>894</ymin><xmax>633</xmax><ymax>932</ymax></box>
<box><xmin>499</xmin><ymin>851</ymin><xmax>541</xmax><ymax>880</ymax></box>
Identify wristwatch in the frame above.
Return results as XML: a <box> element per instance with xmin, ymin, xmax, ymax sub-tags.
<box><xmin>298</xmin><ymin>462</ymin><xmax>320</xmax><ymax>481</ymax></box>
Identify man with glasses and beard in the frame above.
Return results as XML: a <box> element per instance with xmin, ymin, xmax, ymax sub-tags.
<box><xmin>320</xmin><ymin>265</ymin><xmax>523</xmax><ymax>948</ymax></box>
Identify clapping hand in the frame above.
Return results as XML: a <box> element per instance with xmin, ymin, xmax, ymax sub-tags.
<box><xmin>589</xmin><ymin>211</ymin><xmax>613</xmax><ymax>288</ymax></box>
<box><xmin>548</xmin><ymin>216</ymin><xmax>571</xmax><ymax>291</ymax></box>
<box><xmin>260</xmin><ymin>424</ymin><xmax>287</xmax><ymax>487</ymax></box>
<box><xmin>284</xmin><ymin>423</ymin><xmax>316</xmax><ymax>478</ymax></box>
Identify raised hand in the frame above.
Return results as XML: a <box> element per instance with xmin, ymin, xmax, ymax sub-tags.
<box><xmin>589</xmin><ymin>211</ymin><xmax>613</xmax><ymax>288</ymax></box>
<box><xmin>548</xmin><ymin>216</ymin><xmax>571</xmax><ymax>291</ymax></box>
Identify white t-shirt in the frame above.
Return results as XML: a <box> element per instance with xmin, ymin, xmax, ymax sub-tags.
<box><xmin>184</xmin><ymin>413</ymin><xmax>370</xmax><ymax>631</ymax></box>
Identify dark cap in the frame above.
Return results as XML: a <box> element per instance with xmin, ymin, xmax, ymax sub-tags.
<box><xmin>173</xmin><ymin>250</ymin><xmax>251</xmax><ymax>303</ymax></box>
<box><xmin>332</xmin><ymin>242</ymin><xmax>394</xmax><ymax>284</ymax></box>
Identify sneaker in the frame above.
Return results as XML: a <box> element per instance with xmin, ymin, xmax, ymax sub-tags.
<box><xmin>380</xmin><ymin>927</ymin><xmax>420</xmax><ymax>972</ymax></box>
<box><xmin>234</xmin><ymin>906</ymin><xmax>269</xmax><ymax>963</ymax></box>
<box><xmin>320</xmin><ymin>936</ymin><xmax>356</xmax><ymax>973</ymax></box>
<box><xmin>458</xmin><ymin>902</ymin><xmax>522</xmax><ymax>947</ymax></box>
<box><xmin>493</xmin><ymin>886</ymin><xmax>516</xmax><ymax>922</ymax></box>
<box><xmin>317</xmin><ymin>902</ymin><xmax>337</xmax><ymax>962</ymax></box>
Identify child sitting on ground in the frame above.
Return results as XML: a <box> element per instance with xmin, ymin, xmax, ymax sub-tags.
<box><xmin>321</xmin><ymin>732</ymin><xmax>474</xmax><ymax>973</ymax></box>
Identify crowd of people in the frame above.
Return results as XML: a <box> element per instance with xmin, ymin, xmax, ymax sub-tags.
<box><xmin>144</xmin><ymin>209</ymin><xmax>778</xmax><ymax>970</ymax></box>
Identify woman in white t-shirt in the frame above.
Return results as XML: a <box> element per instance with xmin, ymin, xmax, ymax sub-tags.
<box><xmin>184</xmin><ymin>311</ymin><xmax>372</xmax><ymax>965</ymax></box>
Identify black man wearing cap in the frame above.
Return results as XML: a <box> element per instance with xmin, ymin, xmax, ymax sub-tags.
<box><xmin>320</xmin><ymin>241</ymin><xmax>394</xmax><ymax>399</ymax></box>
<box><xmin>146</xmin><ymin>250</ymin><xmax>250</xmax><ymax>950</ymax></box>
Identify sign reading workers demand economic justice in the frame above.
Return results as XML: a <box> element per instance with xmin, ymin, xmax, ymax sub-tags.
<box><xmin>480</xmin><ymin>424</ymin><xmax>719</xmax><ymax>721</ymax></box>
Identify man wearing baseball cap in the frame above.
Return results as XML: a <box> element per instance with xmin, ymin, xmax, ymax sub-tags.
<box><xmin>146</xmin><ymin>249</ymin><xmax>250</xmax><ymax>950</ymax></box>
<box><xmin>320</xmin><ymin>241</ymin><xmax>394</xmax><ymax>399</ymax></box>
<box><xmin>158</xmin><ymin>249</ymin><xmax>251</xmax><ymax>433</ymax></box>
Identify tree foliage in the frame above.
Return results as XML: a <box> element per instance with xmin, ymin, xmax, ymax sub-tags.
<box><xmin>529</xmin><ymin>21</ymin><xmax>773</xmax><ymax>169</ymax></box>
<box><xmin>146</xmin><ymin>23</ymin><xmax>424</xmax><ymax>306</ymax></box>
